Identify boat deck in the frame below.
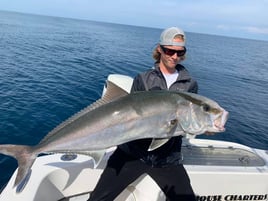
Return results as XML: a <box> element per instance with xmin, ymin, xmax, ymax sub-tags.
<box><xmin>181</xmin><ymin>143</ymin><xmax>265</xmax><ymax>166</ymax></box>
<box><xmin>1</xmin><ymin>139</ymin><xmax>267</xmax><ymax>201</ymax></box>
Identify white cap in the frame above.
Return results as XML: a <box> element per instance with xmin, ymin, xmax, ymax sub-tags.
<box><xmin>159</xmin><ymin>27</ymin><xmax>186</xmax><ymax>46</ymax></box>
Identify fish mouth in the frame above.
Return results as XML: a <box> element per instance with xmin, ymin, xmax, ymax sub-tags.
<box><xmin>214</xmin><ymin>110</ymin><xmax>229</xmax><ymax>132</ymax></box>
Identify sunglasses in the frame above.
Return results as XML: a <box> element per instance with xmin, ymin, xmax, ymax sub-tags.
<box><xmin>160</xmin><ymin>46</ymin><xmax>186</xmax><ymax>57</ymax></box>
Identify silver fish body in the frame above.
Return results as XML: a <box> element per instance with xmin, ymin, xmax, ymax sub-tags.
<box><xmin>0</xmin><ymin>81</ymin><xmax>228</xmax><ymax>191</ymax></box>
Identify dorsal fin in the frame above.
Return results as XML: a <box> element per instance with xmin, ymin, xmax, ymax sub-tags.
<box><xmin>39</xmin><ymin>81</ymin><xmax>129</xmax><ymax>145</ymax></box>
<box><xmin>99</xmin><ymin>80</ymin><xmax>129</xmax><ymax>106</ymax></box>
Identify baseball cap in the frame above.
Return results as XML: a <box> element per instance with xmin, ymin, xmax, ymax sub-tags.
<box><xmin>159</xmin><ymin>27</ymin><xmax>186</xmax><ymax>47</ymax></box>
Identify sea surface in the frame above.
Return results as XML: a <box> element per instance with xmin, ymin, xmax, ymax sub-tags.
<box><xmin>0</xmin><ymin>10</ymin><xmax>268</xmax><ymax>189</ymax></box>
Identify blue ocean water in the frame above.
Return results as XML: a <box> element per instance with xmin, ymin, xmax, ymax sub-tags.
<box><xmin>0</xmin><ymin>10</ymin><xmax>268</xmax><ymax>188</ymax></box>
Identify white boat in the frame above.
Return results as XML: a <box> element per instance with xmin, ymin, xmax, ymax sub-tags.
<box><xmin>1</xmin><ymin>74</ymin><xmax>268</xmax><ymax>201</ymax></box>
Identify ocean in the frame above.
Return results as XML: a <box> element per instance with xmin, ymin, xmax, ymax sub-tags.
<box><xmin>0</xmin><ymin>10</ymin><xmax>268</xmax><ymax>189</ymax></box>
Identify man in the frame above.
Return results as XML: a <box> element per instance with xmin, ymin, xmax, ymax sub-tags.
<box><xmin>88</xmin><ymin>27</ymin><xmax>197</xmax><ymax>201</ymax></box>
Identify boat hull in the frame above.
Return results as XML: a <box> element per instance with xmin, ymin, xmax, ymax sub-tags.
<box><xmin>1</xmin><ymin>139</ymin><xmax>267</xmax><ymax>201</ymax></box>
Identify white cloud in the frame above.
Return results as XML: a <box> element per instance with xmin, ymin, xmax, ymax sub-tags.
<box><xmin>217</xmin><ymin>24</ymin><xmax>268</xmax><ymax>35</ymax></box>
<box><xmin>216</xmin><ymin>25</ymin><xmax>231</xmax><ymax>31</ymax></box>
<box><xmin>241</xmin><ymin>26</ymin><xmax>268</xmax><ymax>34</ymax></box>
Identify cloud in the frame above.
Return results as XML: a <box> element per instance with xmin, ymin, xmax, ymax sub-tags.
<box><xmin>217</xmin><ymin>24</ymin><xmax>268</xmax><ymax>35</ymax></box>
<box><xmin>242</xmin><ymin>27</ymin><xmax>268</xmax><ymax>34</ymax></box>
<box><xmin>216</xmin><ymin>25</ymin><xmax>231</xmax><ymax>31</ymax></box>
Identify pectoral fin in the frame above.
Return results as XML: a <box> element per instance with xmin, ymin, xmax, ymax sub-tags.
<box><xmin>87</xmin><ymin>150</ymin><xmax>106</xmax><ymax>168</ymax></box>
<box><xmin>148</xmin><ymin>138</ymin><xmax>170</xmax><ymax>151</ymax></box>
<box><xmin>74</xmin><ymin>150</ymin><xmax>106</xmax><ymax>168</ymax></box>
<box><xmin>148</xmin><ymin>119</ymin><xmax>179</xmax><ymax>151</ymax></box>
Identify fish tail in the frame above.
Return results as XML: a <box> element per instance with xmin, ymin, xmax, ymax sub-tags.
<box><xmin>0</xmin><ymin>144</ymin><xmax>36</xmax><ymax>189</ymax></box>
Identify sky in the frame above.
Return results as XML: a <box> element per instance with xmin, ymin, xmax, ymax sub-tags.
<box><xmin>1</xmin><ymin>0</ymin><xmax>268</xmax><ymax>41</ymax></box>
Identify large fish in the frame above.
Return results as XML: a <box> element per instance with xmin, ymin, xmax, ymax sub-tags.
<box><xmin>0</xmin><ymin>81</ymin><xmax>228</xmax><ymax>192</ymax></box>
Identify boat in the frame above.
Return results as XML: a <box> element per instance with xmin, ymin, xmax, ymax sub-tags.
<box><xmin>0</xmin><ymin>74</ymin><xmax>267</xmax><ymax>201</ymax></box>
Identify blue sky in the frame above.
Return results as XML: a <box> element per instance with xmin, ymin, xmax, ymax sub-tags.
<box><xmin>1</xmin><ymin>0</ymin><xmax>268</xmax><ymax>41</ymax></box>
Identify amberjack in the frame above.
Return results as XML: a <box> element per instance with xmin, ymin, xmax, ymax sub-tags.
<box><xmin>0</xmin><ymin>81</ymin><xmax>228</xmax><ymax>192</ymax></box>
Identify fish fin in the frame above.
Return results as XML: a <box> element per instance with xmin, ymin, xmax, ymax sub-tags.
<box><xmin>84</xmin><ymin>81</ymin><xmax>129</xmax><ymax>112</ymax></box>
<box><xmin>16</xmin><ymin>169</ymin><xmax>32</xmax><ymax>193</ymax></box>
<box><xmin>41</xmin><ymin>81</ymin><xmax>129</xmax><ymax>144</ymax></box>
<box><xmin>0</xmin><ymin>145</ymin><xmax>36</xmax><ymax>192</ymax></box>
<box><xmin>148</xmin><ymin>138</ymin><xmax>170</xmax><ymax>151</ymax></box>
<box><xmin>102</xmin><ymin>80</ymin><xmax>129</xmax><ymax>102</ymax></box>
<box><xmin>89</xmin><ymin>150</ymin><xmax>106</xmax><ymax>168</ymax></box>
<box><xmin>148</xmin><ymin>119</ymin><xmax>179</xmax><ymax>151</ymax></box>
<box><xmin>76</xmin><ymin>150</ymin><xmax>106</xmax><ymax>168</ymax></box>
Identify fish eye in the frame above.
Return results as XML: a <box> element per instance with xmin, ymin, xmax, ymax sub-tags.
<box><xmin>170</xmin><ymin>119</ymin><xmax>177</xmax><ymax>125</ymax></box>
<box><xmin>202</xmin><ymin>104</ymin><xmax>210</xmax><ymax>112</ymax></box>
